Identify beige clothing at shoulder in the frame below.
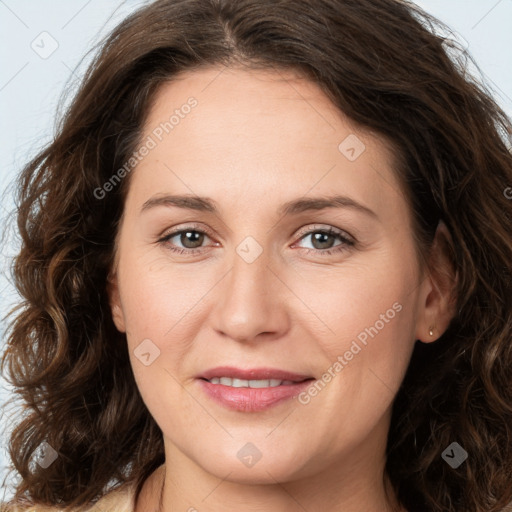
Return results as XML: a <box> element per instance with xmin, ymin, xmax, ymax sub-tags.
<box><xmin>0</xmin><ymin>481</ymin><xmax>136</xmax><ymax>512</ymax></box>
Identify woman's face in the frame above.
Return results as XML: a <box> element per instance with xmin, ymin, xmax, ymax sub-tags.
<box><xmin>109</xmin><ymin>66</ymin><xmax>435</xmax><ymax>486</ymax></box>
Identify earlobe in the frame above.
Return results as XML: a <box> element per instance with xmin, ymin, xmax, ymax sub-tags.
<box><xmin>106</xmin><ymin>270</ymin><xmax>126</xmax><ymax>333</ymax></box>
<box><xmin>415</xmin><ymin>221</ymin><xmax>458</xmax><ymax>343</ymax></box>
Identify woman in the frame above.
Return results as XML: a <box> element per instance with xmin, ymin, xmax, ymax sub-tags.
<box><xmin>1</xmin><ymin>0</ymin><xmax>511</xmax><ymax>511</ymax></box>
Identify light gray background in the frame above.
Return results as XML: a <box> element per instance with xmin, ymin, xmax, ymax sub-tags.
<box><xmin>1</xmin><ymin>0</ymin><xmax>511</xmax><ymax>499</ymax></box>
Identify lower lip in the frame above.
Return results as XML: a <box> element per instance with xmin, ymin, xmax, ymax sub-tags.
<box><xmin>197</xmin><ymin>379</ymin><xmax>314</xmax><ymax>412</ymax></box>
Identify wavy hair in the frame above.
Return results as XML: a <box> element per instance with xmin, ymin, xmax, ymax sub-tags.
<box><xmin>1</xmin><ymin>0</ymin><xmax>512</xmax><ymax>510</ymax></box>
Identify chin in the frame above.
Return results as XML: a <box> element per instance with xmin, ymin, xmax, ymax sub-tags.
<box><xmin>192</xmin><ymin>441</ymin><xmax>314</xmax><ymax>484</ymax></box>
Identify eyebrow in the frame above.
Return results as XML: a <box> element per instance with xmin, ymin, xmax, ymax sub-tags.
<box><xmin>140</xmin><ymin>194</ymin><xmax>378</xmax><ymax>219</ymax></box>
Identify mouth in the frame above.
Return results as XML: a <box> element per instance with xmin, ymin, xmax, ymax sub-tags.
<box><xmin>197</xmin><ymin>366</ymin><xmax>315</xmax><ymax>383</ymax></box>
<box><xmin>196</xmin><ymin>366</ymin><xmax>316</xmax><ymax>412</ymax></box>
<box><xmin>199</xmin><ymin>376</ymin><xmax>310</xmax><ymax>387</ymax></box>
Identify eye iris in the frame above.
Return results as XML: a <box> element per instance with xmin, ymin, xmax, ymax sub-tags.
<box><xmin>312</xmin><ymin>232</ymin><xmax>335</xmax><ymax>250</ymax></box>
<box><xmin>181</xmin><ymin>231</ymin><xmax>204</xmax><ymax>249</ymax></box>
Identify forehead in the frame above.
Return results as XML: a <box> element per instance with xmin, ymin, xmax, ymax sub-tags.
<box><xmin>128</xmin><ymin>66</ymin><xmax>407</xmax><ymax>222</ymax></box>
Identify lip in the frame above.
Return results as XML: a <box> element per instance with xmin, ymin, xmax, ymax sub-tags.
<box><xmin>197</xmin><ymin>378</ymin><xmax>315</xmax><ymax>412</ymax></box>
<box><xmin>197</xmin><ymin>366</ymin><xmax>314</xmax><ymax>382</ymax></box>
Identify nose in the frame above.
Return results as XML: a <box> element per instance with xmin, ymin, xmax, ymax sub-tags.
<box><xmin>209</xmin><ymin>241</ymin><xmax>291</xmax><ymax>344</ymax></box>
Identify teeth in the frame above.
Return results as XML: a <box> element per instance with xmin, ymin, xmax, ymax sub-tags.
<box><xmin>208</xmin><ymin>377</ymin><xmax>295</xmax><ymax>387</ymax></box>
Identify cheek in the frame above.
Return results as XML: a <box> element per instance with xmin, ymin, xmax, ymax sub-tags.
<box><xmin>294</xmin><ymin>254</ymin><xmax>417</xmax><ymax>351</ymax></box>
<box><xmin>293</xmin><ymin>252</ymin><xmax>418</xmax><ymax>411</ymax></box>
<box><xmin>116</xmin><ymin>259</ymin><xmax>199</xmax><ymax>422</ymax></box>
<box><xmin>116</xmin><ymin>249</ymin><xmax>219</xmax><ymax>397</ymax></box>
<box><xmin>117</xmin><ymin>247</ymin><xmax>201</xmax><ymax>336</ymax></box>
<box><xmin>349</xmin><ymin>299</ymin><xmax>416</xmax><ymax>390</ymax></box>
<box><xmin>293</xmin><ymin>277</ymin><xmax>416</xmax><ymax>452</ymax></box>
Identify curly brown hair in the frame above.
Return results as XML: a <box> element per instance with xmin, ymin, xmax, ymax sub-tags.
<box><xmin>1</xmin><ymin>0</ymin><xmax>512</xmax><ymax>510</ymax></box>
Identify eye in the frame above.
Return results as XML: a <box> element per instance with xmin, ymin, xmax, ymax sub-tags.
<box><xmin>157</xmin><ymin>223</ymin><xmax>355</xmax><ymax>257</ymax></box>
<box><xmin>293</xmin><ymin>225</ymin><xmax>355</xmax><ymax>256</ymax></box>
<box><xmin>158</xmin><ymin>224</ymin><xmax>215</xmax><ymax>255</ymax></box>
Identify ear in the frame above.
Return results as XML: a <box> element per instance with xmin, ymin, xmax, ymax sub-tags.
<box><xmin>414</xmin><ymin>221</ymin><xmax>458</xmax><ymax>343</ymax></box>
<box><xmin>106</xmin><ymin>269</ymin><xmax>127</xmax><ymax>333</ymax></box>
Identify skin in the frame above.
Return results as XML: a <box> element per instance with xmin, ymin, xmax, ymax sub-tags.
<box><xmin>108</xmin><ymin>66</ymin><xmax>455</xmax><ymax>512</ymax></box>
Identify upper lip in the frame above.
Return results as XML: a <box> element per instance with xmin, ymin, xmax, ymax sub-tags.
<box><xmin>198</xmin><ymin>366</ymin><xmax>314</xmax><ymax>382</ymax></box>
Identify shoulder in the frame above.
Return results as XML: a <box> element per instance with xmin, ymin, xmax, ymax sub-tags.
<box><xmin>86</xmin><ymin>482</ymin><xmax>136</xmax><ymax>511</ymax></box>
<box><xmin>0</xmin><ymin>482</ymin><xmax>136</xmax><ymax>512</ymax></box>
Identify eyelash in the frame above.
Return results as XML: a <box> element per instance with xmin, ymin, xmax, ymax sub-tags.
<box><xmin>158</xmin><ymin>223</ymin><xmax>355</xmax><ymax>257</ymax></box>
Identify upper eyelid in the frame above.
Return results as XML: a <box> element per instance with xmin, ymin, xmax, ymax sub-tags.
<box><xmin>295</xmin><ymin>224</ymin><xmax>353</xmax><ymax>241</ymax></box>
<box><xmin>160</xmin><ymin>223</ymin><xmax>214</xmax><ymax>240</ymax></box>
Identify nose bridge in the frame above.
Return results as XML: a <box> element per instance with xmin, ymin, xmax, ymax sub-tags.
<box><xmin>212</xmin><ymin>234</ymin><xmax>288</xmax><ymax>341</ymax></box>
<box><xmin>227</xmin><ymin>235</ymin><xmax>274</xmax><ymax>312</ymax></box>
